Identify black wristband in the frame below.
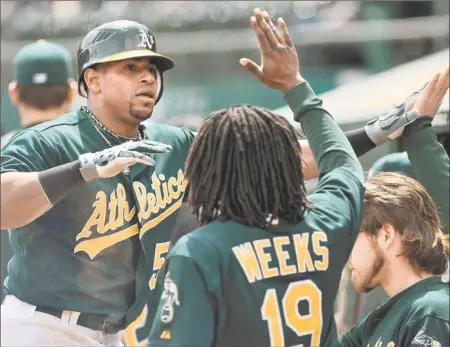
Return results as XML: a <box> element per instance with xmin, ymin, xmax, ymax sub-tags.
<box><xmin>345</xmin><ymin>127</ymin><xmax>377</xmax><ymax>157</ymax></box>
<box><xmin>38</xmin><ymin>160</ymin><xmax>85</xmax><ymax>206</ymax></box>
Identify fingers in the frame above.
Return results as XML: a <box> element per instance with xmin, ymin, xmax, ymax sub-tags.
<box><xmin>120</xmin><ymin>150</ymin><xmax>156</xmax><ymax>166</ymax></box>
<box><xmin>145</xmin><ymin>144</ymin><xmax>173</xmax><ymax>154</ymax></box>
<box><xmin>126</xmin><ymin>141</ymin><xmax>172</xmax><ymax>154</ymax></box>
<box><xmin>427</xmin><ymin>72</ymin><xmax>441</xmax><ymax>89</ymax></box>
<box><xmin>278</xmin><ymin>17</ymin><xmax>293</xmax><ymax>47</ymax></box>
<box><xmin>412</xmin><ymin>68</ymin><xmax>449</xmax><ymax>117</ymax></box>
<box><xmin>142</xmin><ymin>140</ymin><xmax>172</xmax><ymax>152</ymax></box>
<box><xmin>254</xmin><ymin>8</ymin><xmax>279</xmax><ymax>49</ymax></box>
<box><xmin>250</xmin><ymin>15</ymin><xmax>270</xmax><ymax>53</ymax></box>
<box><xmin>432</xmin><ymin>67</ymin><xmax>449</xmax><ymax>108</ymax></box>
<box><xmin>262</xmin><ymin>11</ymin><xmax>284</xmax><ymax>44</ymax></box>
<box><xmin>422</xmin><ymin>72</ymin><xmax>443</xmax><ymax>102</ymax></box>
<box><xmin>436</xmin><ymin>67</ymin><xmax>449</xmax><ymax>94</ymax></box>
<box><xmin>404</xmin><ymin>83</ymin><xmax>428</xmax><ymax>111</ymax></box>
<box><xmin>137</xmin><ymin>144</ymin><xmax>171</xmax><ymax>155</ymax></box>
<box><xmin>239</xmin><ymin>58</ymin><xmax>264</xmax><ymax>82</ymax></box>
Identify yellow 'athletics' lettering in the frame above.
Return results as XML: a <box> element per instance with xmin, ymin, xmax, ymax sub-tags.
<box><xmin>75</xmin><ymin>170</ymin><xmax>187</xmax><ymax>259</ymax></box>
<box><xmin>133</xmin><ymin>170</ymin><xmax>188</xmax><ymax>238</ymax></box>
<box><xmin>75</xmin><ymin>183</ymin><xmax>137</xmax><ymax>259</ymax></box>
<box><xmin>232</xmin><ymin>231</ymin><xmax>329</xmax><ymax>283</ymax></box>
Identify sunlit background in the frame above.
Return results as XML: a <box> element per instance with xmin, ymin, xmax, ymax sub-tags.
<box><xmin>1</xmin><ymin>0</ymin><xmax>449</xmax><ymax>133</ymax></box>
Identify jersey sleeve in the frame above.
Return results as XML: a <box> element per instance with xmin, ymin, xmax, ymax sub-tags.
<box><xmin>148</xmin><ymin>254</ymin><xmax>216</xmax><ymax>347</ymax></box>
<box><xmin>337</xmin><ymin>318</ymin><xmax>366</xmax><ymax>347</ymax></box>
<box><xmin>401</xmin><ymin>117</ymin><xmax>450</xmax><ymax>234</ymax></box>
<box><xmin>178</xmin><ymin>127</ymin><xmax>195</xmax><ymax>156</ymax></box>
<box><xmin>285</xmin><ymin>83</ymin><xmax>365</xmax><ymax>238</ymax></box>
<box><xmin>400</xmin><ymin>315</ymin><xmax>449</xmax><ymax>347</ymax></box>
<box><xmin>1</xmin><ymin>129</ymin><xmax>59</xmax><ymax>174</ymax></box>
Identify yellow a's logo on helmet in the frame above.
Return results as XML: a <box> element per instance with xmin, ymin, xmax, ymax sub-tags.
<box><xmin>138</xmin><ymin>29</ymin><xmax>155</xmax><ymax>50</ymax></box>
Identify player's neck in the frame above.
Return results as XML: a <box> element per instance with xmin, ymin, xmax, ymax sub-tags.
<box><xmin>87</xmin><ymin>102</ymin><xmax>139</xmax><ymax>138</ymax></box>
<box><xmin>19</xmin><ymin>106</ymin><xmax>69</xmax><ymax>128</ymax></box>
<box><xmin>381</xmin><ymin>260</ymin><xmax>433</xmax><ymax>297</ymax></box>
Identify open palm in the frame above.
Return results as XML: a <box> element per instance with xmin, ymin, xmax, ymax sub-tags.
<box><xmin>240</xmin><ymin>9</ymin><xmax>305</xmax><ymax>93</ymax></box>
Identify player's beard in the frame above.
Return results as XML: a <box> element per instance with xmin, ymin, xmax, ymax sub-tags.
<box><xmin>352</xmin><ymin>244</ymin><xmax>385</xmax><ymax>293</ymax></box>
<box><xmin>129</xmin><ymin>103</ymin><xmax>153</xmax><ymax>122</ymax></box>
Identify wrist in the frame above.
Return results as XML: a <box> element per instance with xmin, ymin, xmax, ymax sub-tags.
<box><xmin>38</xmin><ymin>161</ymin><xmax>86</xmax><ymax>206</ymax></box>
<box><xmin>79</xmin><ymin>153</ymin><xmax>99</xmax><ymax>182</ymax></box>
<box><xmin>280</xmin><ymin>73</ymin><xmax>307</xmax><ymax>94</ymax></box>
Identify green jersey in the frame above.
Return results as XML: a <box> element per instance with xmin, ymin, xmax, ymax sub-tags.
<box><xmin>401</xmin><ymin>117</ymin><xmax>450</xmax><ymax>235</ymax></box>
<box><xmin>372</xmin><ymin>117</ymin><xmax>450</xmax><ymax>235</ymax></box>
<box><xmin>1</xmin><ymin>107</ymin><xmax>193</xmax><ymax>327</ymax></box>
<box><xmin>339</xmin><ymin>276</ymin><xmax>449</xmax><ymax>347</ymax></box>
<box><xmin>356</xmin><ymin>117</ymin><xmax>450</xmax><ymax>323</ymax></box>
<box><xmin>122</xmin><ymin>122</ymin><xmax>193</xmax><ymax>346</ymax></box>
<box><xmin>148</xmin><ymin>82</ymin><xmax>365</xmax><ymax>347</ymax></box>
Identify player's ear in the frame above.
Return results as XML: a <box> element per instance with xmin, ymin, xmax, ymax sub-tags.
<box><xmin>83</xmin><ymin>68</ymin><xmax>101</xmax><ymax>95</ymax></box>
<box><xmin>378</xmin><ymin>223</ymin><xmax>396</xmax><ymax>250</ymax></box>
<box><xmin>8</xmin><ymin>82</ymin><xmax>20</xmax><ymax>106</ymax></box>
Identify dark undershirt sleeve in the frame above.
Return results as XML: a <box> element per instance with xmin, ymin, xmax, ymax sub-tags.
<box><xmin>344</xmin><ymin>127</ymin><xmax>377</xmax><ymax>158</ymax></box>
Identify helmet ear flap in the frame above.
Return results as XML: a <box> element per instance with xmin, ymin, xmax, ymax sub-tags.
<box><xmin>155</xmin><ymin>69</ymin><xmax>164</xmax><ymax>104</ymax></box>
<box><xmin>78</xmin><ymin>72</ymin><xmax>88</xmax><ymax>98</ymax></box>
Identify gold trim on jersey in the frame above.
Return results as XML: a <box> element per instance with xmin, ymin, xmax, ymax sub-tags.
<box><xmin>134</xmin><ymin>169</ymin><xmax>188</xmax><ymax>239</ymax></box>
<box><xmin>74</xmin><ymin>169</ymin><xmax>187</xmax><ymax>259</ymax></box>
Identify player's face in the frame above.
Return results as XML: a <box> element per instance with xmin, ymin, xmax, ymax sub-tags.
<box><xmin>99</xmin><ymin>58</ymin><xmax>159</xmax><ymax>122</ymax></box>
<box><xmin>348</xmin><ymin>231</ymin><xmax>385</xmax><ymax>293</ymax></box>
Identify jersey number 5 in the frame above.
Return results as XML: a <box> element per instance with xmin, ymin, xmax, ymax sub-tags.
<box><xmin>261</xmin><ymin>280</ymin><xmax>323</xmax><ymax>347</ymax></box>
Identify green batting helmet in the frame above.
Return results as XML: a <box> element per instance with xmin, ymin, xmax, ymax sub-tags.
<box><xmin>77</xmin><ymin>20</ymin><xmax>175</xmax><ymax>103</ymax></box>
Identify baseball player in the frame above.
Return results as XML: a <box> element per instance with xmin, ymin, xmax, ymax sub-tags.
<box><xmin>0</xmin><ymin>20</ymin><xmax>191</xmax><ymax>347</ymax></box>
<box><xmin>1</xmin><ymin>40</ymin><xmax>76</xmax><ymax>149</ymax></box>
<box><xmin>339</xmin><ymin>69</ymin><xmax>449</xmax><ymax>347</ymax></box>
<box><xmin>147</xmin><ymin>10</ymin><xmax>366</xmax><ymax>347</ymax></box>
<box><xmin>1</xmin><ymin>40</ymin><xmax>76</xmax><ymax>302</ymax></box>
<box><xmin>336</xmin><ymin>104</ymin><xmax>450</xmax><ymax>335</ymax></box>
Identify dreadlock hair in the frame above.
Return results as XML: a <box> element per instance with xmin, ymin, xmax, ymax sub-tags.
<box><xmin>185</xmin><ymin>104</ymin><xmax>311</xmax><ymax>228</ymax></box>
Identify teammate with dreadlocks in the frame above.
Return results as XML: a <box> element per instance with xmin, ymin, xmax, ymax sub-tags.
<box><xmin>186</xmin><ymin>105</ymin><xmax>309</xmax><ymax>227</ymax></box>
<box><xmin>148</xmin><ymin>9</ymin><xmax>365</xmax><ymax>347</ymax></box>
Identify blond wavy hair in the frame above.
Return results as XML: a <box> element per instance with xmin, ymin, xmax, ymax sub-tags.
<box><xmin>362</xmin><ymin>172</ymin><xmax>449</xmax><ymax>275</ymax></box>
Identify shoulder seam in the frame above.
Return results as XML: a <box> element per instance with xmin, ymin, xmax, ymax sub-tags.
<box><xmin>36</xmin><ymin>116</ymin><xmax>89</xmax><ymax>133</ymax></box>
<box><xmin>29</xmin><ymin>129</ymin><xmax>63</xmax><ymax>164</ymax></box>
<box><xmin>405</xmin><ymin>314</ymin><xmax>449</xmax><ymax>327</ymax></box>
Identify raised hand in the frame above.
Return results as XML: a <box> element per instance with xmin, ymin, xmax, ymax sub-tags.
<box><xmin>364</xmin><ymin>86</ymin><xmax>424</xmax><ymax>146</ymax></box>
<box><xmin>413</xmin><ymin>67</ymin><xmax>449</xmax><ymax>117</ymax></box>
<box><xmin>364</xmin><ymin>68</ymin><xmax>449</xmax><ymax>146</ymax></box>
<box><xmin>78</xmin><ymin>140</ymin><xmax>172</xmax><ymax>181</ymax></box>
<box><xmin>240</xmin><ymin>8</ymin><xmax>305</xmax><ymax>93</ymax></box>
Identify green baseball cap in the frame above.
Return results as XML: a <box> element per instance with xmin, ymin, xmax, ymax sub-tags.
<box><xmin>13</xmin><ymin>39</ymin><xmax>73</xmax><ymax>85</ymax></box>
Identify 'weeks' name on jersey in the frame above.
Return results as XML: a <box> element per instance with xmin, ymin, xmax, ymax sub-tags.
<box><xmin>232</xmin><ymin>231</ymin><xmax>329</xmax><ymax>283</ymax></box>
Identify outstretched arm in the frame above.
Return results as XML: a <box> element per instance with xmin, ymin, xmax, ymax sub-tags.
<box><xmin>401</xmin><ymin>68</ymin><xmax>450</xmax><ymax>233</ymax></box>
<box><xmin>298</xmin><ymin>84</ymin><xmax>424</xmax><ymax>180</ymax></box>
<box><xmin>1</xmin><ymin>132</ymin><xmax>171</xmax><ymax>229</ymax></box>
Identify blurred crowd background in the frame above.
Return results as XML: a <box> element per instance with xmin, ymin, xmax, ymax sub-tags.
<box><xmin>1</xmin><ymin>0</ymin><xmax>449</xmax><ymax>134</ymax></box>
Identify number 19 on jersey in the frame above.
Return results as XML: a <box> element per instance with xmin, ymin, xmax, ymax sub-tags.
<box><xmin>261</xmin><ymin>280</ymin><xmax>323</xmax><ymax>347</ymax></box>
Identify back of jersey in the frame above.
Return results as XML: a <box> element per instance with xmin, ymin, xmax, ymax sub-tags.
<box><xmin>148</xmin><ymin>82</ymin><xmax>364</xmax><ymax>347</ymax></box>
<box><xmin>198</xmin><ymin>211</ymin><xmax>355</xmax><ymax>347</ymax></box>
<box><xmin>148</xmin><ymin>159</ymin><xmax>363</xmax><ymax>347</ymax></box>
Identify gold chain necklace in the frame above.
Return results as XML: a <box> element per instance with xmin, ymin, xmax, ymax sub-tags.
<box><xmin>81</xmin><ymin>106</ymin><xmax>146</xmax><ymax>176</ymax></box>
<box><xmin>82</xmin><ymin>106</ymin><xmax>145</xmax><ymax>148</ymax></box>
